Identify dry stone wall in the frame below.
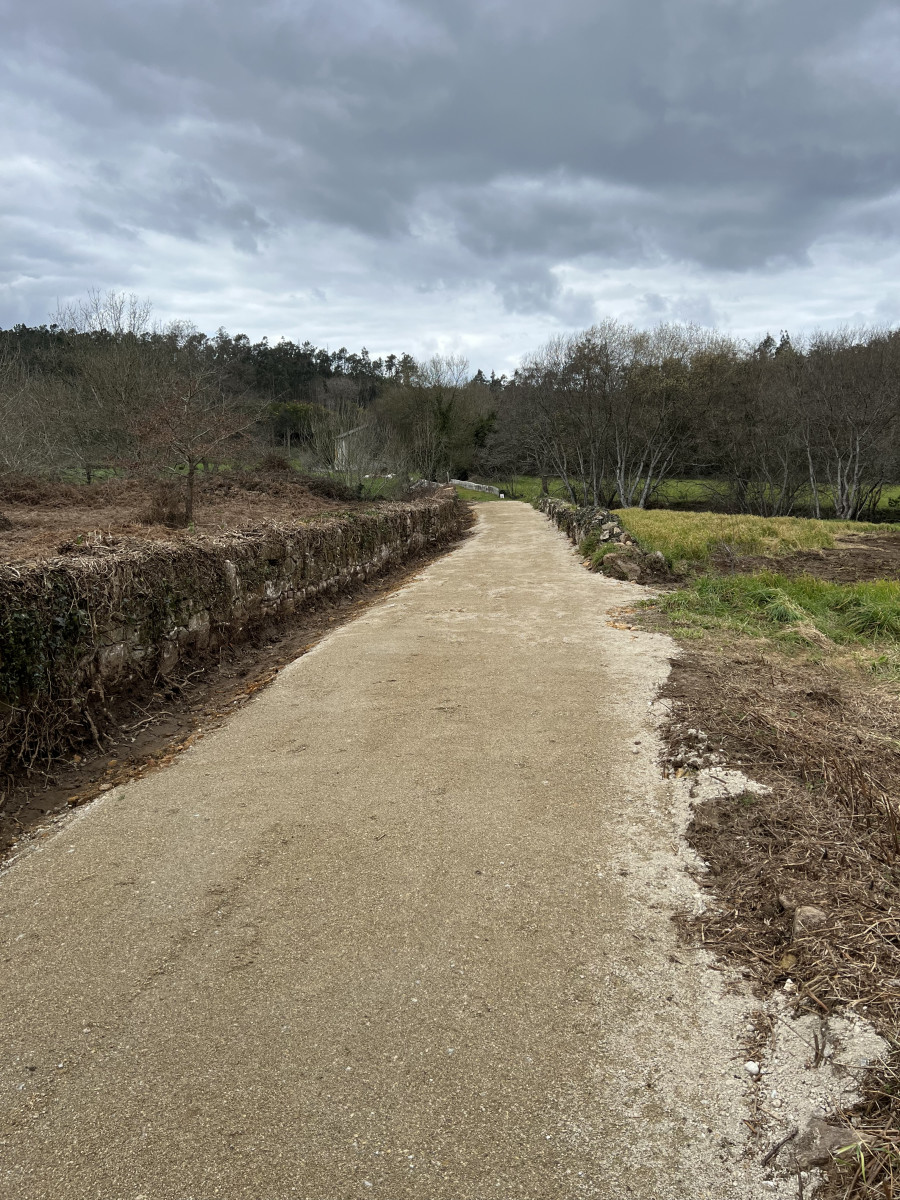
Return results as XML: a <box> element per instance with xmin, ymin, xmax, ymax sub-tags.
<box><xmin>0</xmin><ymin>495</ymin><xmax>466</xmax><ymax>771</ymax></box>
<box><xmin>451</xmin><ymin>480</ymin><xmax>501</xmax><ymax>496</ymax></box>
<box><xmin>533</xmin><ymin>497</ymin><xmax>634</xmax><ymax>547</ymax></box>
<box><xmin>533</xmin><ymin>496</ymin><xmax>671</xmax><ymax>583</ymax></box>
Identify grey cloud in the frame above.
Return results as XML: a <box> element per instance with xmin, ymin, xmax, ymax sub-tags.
<box><xmin>635</xmin><ymin>288</ymin><xmax>719</xmax><ymax>328</ymax></box>
<box><xmin>643</xmin><ymin>293</ymin><xmax>668</xmax><ymax>315</ymax></box>
<box><xmin>492</xmin><ymin>263</ymin><xmax>561</xmax><ymax>316</ymax></box>
<box><xmin>2</xmin><ymin>0</ymin><xmax>900</xmax><ymax>347</ymax></box>
<box><xmin>85</xmin><ymin>160</ymin><xmax>272</xmax><ymax>252</ymax></box>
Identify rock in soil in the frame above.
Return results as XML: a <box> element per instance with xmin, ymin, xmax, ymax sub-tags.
<box><xmin>790</xmin><ymin>1117</ymin><xmax>859</xmax><ymax>1171</ymax></box>
<box><xmin>601</xmin><ymin>552</ymin><xmax>643</xmax><ymax>582</ymax></box>
<box><xmin>792</xmin><ymin>905</ymin><xmax>828</xmax><ymax>939</ymax></box>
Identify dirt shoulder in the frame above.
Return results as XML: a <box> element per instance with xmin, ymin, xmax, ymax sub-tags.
<box><xmin>628</xmin><ymin>564</ymin><xmax>900</xmax><ymax>1196</ymax></box>
<box><xmin>658</xmin><ymin>637</ymin><xmax>900</xmax><ymax>1009</ymax></box>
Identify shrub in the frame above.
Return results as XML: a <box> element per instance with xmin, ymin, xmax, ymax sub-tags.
<box><xmin>138</xmin><ymin>482</ymin><xmax>188</xmax><ymax>528</ymax></box>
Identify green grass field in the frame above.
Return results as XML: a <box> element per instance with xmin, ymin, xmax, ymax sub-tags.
<box><xmin>613</xmin><ymin>509</ymin><xmax>896</xmax><ymax>568</ymax></box>
<box><xmin>470</xmin><ymin>473</ymin><xmax>900</xmax><ymax>516</ymax></box>
<box><xmin>454</xmin><ymin>485</ymin><xmax>504</xmax><ymax>502</ymax></box>
<box><xmin>659</xmin><ymin>572</ymin><xmax>900</xmax><ymax>641</ymax></box>
<box><xmin>645</xmin><ymin>478</ymin><xmax>900</xmax><ymax>515</ymax></box>
<box><xmin>650</xmin><ymin>478</ymin><xmax>900</xmax><ymax>516</ymax></box>
<box><xmin>615</xmin><ymin>508</ymin><xmax>900</xmax><ymax>681</ymax></box>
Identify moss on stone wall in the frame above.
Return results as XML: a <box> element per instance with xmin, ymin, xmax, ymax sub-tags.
<box><xmin>0</xmin><ymin>495</ymin><xmax>466</xmax><ymax>774</ymax></box>
<box><xmin>533</xmin><ymin>496</ymin><xmax>633</xmax><ymax>549</ymax></box>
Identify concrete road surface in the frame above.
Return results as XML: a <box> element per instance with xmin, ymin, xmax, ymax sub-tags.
<box><xmin>1</xmin><ymin>503</ymin><xmax>761</xmax><ymax>1199</ymax></box>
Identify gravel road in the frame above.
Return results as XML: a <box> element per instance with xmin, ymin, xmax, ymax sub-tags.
<box><xmin>0</xmin><ymin>503</ymin><xmax>765</xmax><ymax>1198</ymax></box>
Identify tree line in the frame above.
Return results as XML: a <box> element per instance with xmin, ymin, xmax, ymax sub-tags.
<box><xmin>490</xmin><ymin>321</ymin><xmax>900</xmax><ymax>519</ymax></box>
<box><xmin>1</xmin><ymin>290</ymin><xmax>898</xmax><ymax>521</ymax></box>
<box><xmin>0</xmin><ymin>291</ymin><xmax>504</xmax><ymax>520</ymax></box>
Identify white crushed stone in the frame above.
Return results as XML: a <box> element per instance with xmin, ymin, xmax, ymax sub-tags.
<box><xmin>646</xmin><ymin>704</ymin><xmax>890</xmax><ymax>1192</ymax></box>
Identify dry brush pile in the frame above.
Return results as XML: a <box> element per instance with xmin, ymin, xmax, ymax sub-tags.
<box><xmin>660</xmin><ymin>646</ymin><xmax>900</xmax><ymax>1196</ymax></box>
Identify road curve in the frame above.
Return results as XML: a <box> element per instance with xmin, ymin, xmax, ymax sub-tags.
<box><xmin>1</xmin><ymin>503</ymin><xmax>759</xmax><ymax>1198</ymax></box>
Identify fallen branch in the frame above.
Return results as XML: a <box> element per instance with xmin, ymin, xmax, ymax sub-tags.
<box><xmin>761</xmin><ymin>1125</ymin><xmax>799</xmax><ymax>1166</ymax></box>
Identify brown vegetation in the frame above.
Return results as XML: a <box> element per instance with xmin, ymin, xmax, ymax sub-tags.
<box><xmin>659</xmin><ymin>643</ymin><xmax>900</xmax><ymax>1195</ymax></box>
<box><xmin>635</xmin><ymin>547</ymin><xmax>900</xmax><ymax>1197</ymax></box>
<box><xmin>709</xmin><ymin>533</ymin><xmax>900</xmax><ymax>585</ymax></box>
<box><xmin>0</xmin><ymin>470</ymin><xmax>374</xmax><ymax>564</ymax></box>
<box><xmin>662</xmin><ymin>645</ymin><xmax>900</xmax><ymax>1013</ymax></box>
<box><xmin>0</xmin><ymin>298</ymin><xmax>499</xmax><ymax>501</ymax></box>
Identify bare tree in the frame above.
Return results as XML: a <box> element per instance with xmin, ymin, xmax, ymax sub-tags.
<box><xmin>0</xmin><ymin>344</ymin><xmax>48</xmax><ymax>474</ymax></box>
<box><xmin>135</xmin><ymin>335</ymin><xmax>262</xmax><ymax>523</ymax></box>
<box><xmin>714</xmin><ymin>337</ymin><xmax>807</xmax><ymax>516</ymax></box>
<box><xmin>515</xmin><ymin>325</ymin><xmax>631</xmax><ymax>506</ymax></box>
<box><xmin>803</xmin><ymin>328</ymin><xmax>898</xmax><ymax>519</ymax></box>
<box><xmin>611</xmin><ymin>325</ymin><xmax>716</xmax><ymax>509</ymax></box>
<box><xmin>55</xmin><ymin>289</ymin><xmax>153</xmax><ymax>338</ymax></box>
<box><xmin>50</xmin><ymin>290</ymin><xmax>158</xmax><ymax>478</ymax></box>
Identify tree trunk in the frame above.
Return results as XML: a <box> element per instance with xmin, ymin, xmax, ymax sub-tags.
<box><xmin>811</xmin><ymin>451</ymin><xmax>825</xmax><ymax>520</ymax></box>
<box><xmin>185</xmin><ymin>462</ymin><xmax>196</xmax><ymax>525</ymax></box>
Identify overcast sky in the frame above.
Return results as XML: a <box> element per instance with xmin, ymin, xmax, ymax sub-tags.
<box><xmin>2</xmin><ymin>0</ymin><xmax>900</xmax><ymax>372</ymax></box>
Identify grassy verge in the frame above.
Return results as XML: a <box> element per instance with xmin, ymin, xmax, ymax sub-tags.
<box><xmin>620</xmin><ymin>508</ymin><xmax>900</xmax><ymax>678</ymax></box>
<box><xmin>615</xmin><ymin>508</ymin><xmax>894</xmax><ymax>569</ymax></box>
<box><xmin>657</xmin><ymin>572</ymin><xmax>900</xmax><ymax>652</ymax></box>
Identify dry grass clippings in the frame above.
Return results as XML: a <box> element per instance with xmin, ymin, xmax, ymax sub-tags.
<box><xmin>0</xmin><ymin>470</ymin><xmax>382</xmax><ymax>565</ymax></box>
<box><xmin>657</xmin><ymin>642</ymin><xmax>900</xmax><ymax>1197</ymax></box>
